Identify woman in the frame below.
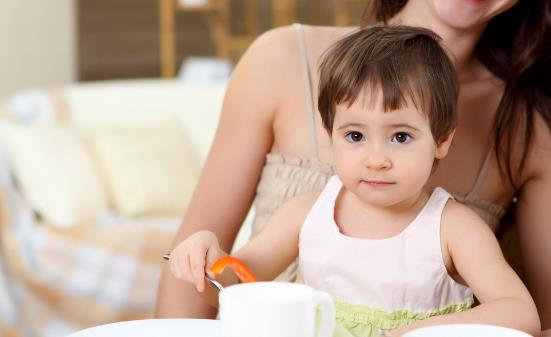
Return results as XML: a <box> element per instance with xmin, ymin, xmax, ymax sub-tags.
<box><xmin>155</xmin><ymin>0</ymin><xmax>550</xmax><ymax>331</ymax></box>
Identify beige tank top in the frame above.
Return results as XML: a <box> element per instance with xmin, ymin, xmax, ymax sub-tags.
<box><xmin>250</xmin><ymin>24</ymin><xmax>506</xmax><ymax>281</ymax></box>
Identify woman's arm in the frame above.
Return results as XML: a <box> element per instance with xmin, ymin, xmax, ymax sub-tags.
<box><xmin>392</xmin><ymin>202</ymin><xmax>541</xmax><ymax>337</ymax></box>
<box><xmin>516</xmin><ymin>115</ymin><xmax>551</xmax><ymax>330</ymax></box>
<box><xmin>155</xmin><ymin>26</ymin><xmax>302</xmax><ymax>318</ymax></box>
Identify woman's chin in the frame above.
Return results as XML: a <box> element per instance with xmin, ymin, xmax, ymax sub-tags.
<box><xmin>430</xmin><ymin>0</ymin><xmax>518</xmax><ymax>30</ymax></box>
<box><xmin>433</xmin><ymin>4</ymin><xmax>488</xmax><ymax>29</ymax></box>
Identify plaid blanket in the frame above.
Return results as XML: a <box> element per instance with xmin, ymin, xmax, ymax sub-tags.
<box><xmin>0</xmin><ymin>191</ymin><xmax>177</xmax><ymax>337</ymax></box>
<box><xmin>0</xmin><ymin>86</ymin><xmax>185</xmax><ymax>337</ymax></box>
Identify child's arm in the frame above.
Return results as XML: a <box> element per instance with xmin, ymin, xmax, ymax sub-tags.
<box><xmin>391</xmin><ymin>201</ymin><xmax>541</xmax><ymax>337</ymax></box>
<box><xmin>168</xmin><ymin>191</ymin><xmax>319</xmax><ymax>307</ymax></box>
<box><xmin>232</xmin><ymin>190</ymin><xmax>319</xmax><ymax>281</ymax></box>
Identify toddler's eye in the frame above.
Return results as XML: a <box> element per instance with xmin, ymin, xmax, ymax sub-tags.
<box><xmin>392</xmin><ymin>132</ymin><xmax>412</xmax><ymax>144</ymax></box>
<box><xmin>345</xmin><ymin>131</ymin><xmax>364</xmax><ymax>143</ymax></box>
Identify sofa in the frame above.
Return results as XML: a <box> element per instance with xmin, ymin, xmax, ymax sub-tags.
<box><xmin>0</xmin><ymin>79</ymin><xmax>252</xmax><ymax>337</ymax></box>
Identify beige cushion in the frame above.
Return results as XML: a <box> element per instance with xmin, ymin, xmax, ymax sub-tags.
<box><xmin>91</xmin><ymin>122</ymin><xmax>198</xmax><ymax>217</ymax></box>
<box><xmin>0</xmin><ymin>122</ymin><xmax>108</xmax><ymax>228</ymax></box>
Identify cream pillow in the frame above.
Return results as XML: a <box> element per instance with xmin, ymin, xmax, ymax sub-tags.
<box><xmin>91</xmin><ymin>122</ymin><xmax>198</xmax><ymax>217</ymax></box>
<box><xmin>0</xmin><ymin>122</ymin><xmax>108</xmax><ymax>228</ymax></box>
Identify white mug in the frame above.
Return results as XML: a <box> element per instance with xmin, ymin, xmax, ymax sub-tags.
<box><xmin>403</xmin><ymin>324</ymin><xmax>532</xmax><ymax>337</ymax></box>
<box><xmin>219</xmin><ymin>281</ymin><xmax>335</xmax><ymax>337</ymax></box>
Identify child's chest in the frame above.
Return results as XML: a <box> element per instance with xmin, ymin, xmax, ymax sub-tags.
<box><xmin>333</xmin><ymin>194</ymin><xmax>424</xmax><ymax>240</ymax></box>
<box><xmin>299</xmin><ymin>225</ymin><xmax>473</xmax><ymax>313</ymax></box>
<box><xmin>334</xmin><ymin>213</ymin><xmax>410</xmax><ymax>240</ymax></box>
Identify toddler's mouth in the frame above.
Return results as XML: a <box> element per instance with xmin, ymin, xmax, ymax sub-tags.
<box><xmin>362</xmin><ymin>180</ymin><xmax>395</xmax><ymax>187</ymax></box>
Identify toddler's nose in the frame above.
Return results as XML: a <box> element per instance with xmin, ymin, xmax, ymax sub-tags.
<box><xmin>364</xmin><ymin>148</ymin><xmax>391</xmax><ymax>170</ymax></box>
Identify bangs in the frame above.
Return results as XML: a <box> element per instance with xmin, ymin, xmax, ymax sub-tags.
<box><xmin>341</xmin><ymin>60</ymin><xmax>432</xmax><ymax>117</ymax></box>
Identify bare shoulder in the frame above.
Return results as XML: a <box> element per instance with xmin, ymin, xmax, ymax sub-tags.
<box><xmin>301</xmin><ymin>25</ymin><xmax>358</xmax><ymax>64</ymax></box>
<box><xmin>220</xmin><ymin>26</ymin><xmax>306</xmax><ymax>124</ymax></box>
<box><xmin>224</xmin><ymin>24</ymin><xmax>357</xmax><ymax>131</ymax></box>
<box><xmin>301</xmin><ymin>25</ymin><xmax>357</xmax><ymax>45</ymax></box>
<box><xmin>246</xmin><ymin>24</ymin><xmax>355</xmax><ymax>62</ymax></box>
<box><xmin>231</xmin><ymin>26</ymin><xmax>301</xmax><ymax>89</ymax></box>
<box><xmin>440</xmin><ymin>199</ymin><xmax>495</xmax><ymax>246</ymax></box>
<box><xmin>524</xmin><ymin>112</ymin><xmax>551</xmax><ymax>180</ymax></box>
<box><xmin>440</xmin><ymin>198</ymin><xmax>501</xmax><ymax>277</ymax></box>
<box><xmin>245</xmin><ymin>25</ymin><xmax>300</xmax><ymax>60</ymax></box>
<box><xmin>234</xmin><ymin>24</ymin><xmax>356</xmax><ymax>91</ymax></box>
<box><xmin>229</xmin><ymin>25</ymin><xmax>323</xmax><ymax>105</ymax></box>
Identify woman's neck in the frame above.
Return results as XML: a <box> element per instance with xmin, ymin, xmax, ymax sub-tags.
<box><xmin>389</xmin><ymin>1</ymin><xmax>489</xmax><ymax>82</ymax></box>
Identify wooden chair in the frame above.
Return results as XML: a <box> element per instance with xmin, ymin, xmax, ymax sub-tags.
<box><xmin>159</xmin><ymin>0</ymin><xmax>258</xmax><ymax>77</ymax></box>
<box><xmin>158</xmin><ymin>0</ymin><xmax>359</xmax><ymax>78</ymax></box>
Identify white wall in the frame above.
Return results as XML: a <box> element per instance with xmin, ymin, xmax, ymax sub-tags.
<box><xmin>0</xmin><ymin>0</ymin><xmax>76</xmax><ymax>101</ymax></box>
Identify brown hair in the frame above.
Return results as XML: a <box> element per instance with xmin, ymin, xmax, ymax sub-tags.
<box><xmin>318</xmin><ymin>25</ymin><xmax>458</xmax><ymax>144</ymax></box>
<box><xmin>362</xmin><ymin>0</ymin><xmax>551</xmax><ymax>190</ymax></box>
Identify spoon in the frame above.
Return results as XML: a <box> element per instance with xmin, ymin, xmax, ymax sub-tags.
<box><xmin>162</xmin><ymin>254</ymin><xmax>224</xmax><ymax>292</ymax></box>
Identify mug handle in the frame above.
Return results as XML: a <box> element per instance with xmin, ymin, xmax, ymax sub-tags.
<box><xmin>313</xmin><ymin>291</ymin><xmax>335</xmax><ymax>337</ymax></box>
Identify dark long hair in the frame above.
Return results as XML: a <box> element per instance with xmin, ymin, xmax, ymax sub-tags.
<box><xmin>362</xmin><ymin>1</ymin><xmax>551</xmax><ymax>191</ymax></box>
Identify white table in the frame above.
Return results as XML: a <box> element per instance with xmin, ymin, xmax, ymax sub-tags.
<box><xmin>66</xmin><ymin>319</ymin><xmax>222</xmax><ymax>337</ymax></box>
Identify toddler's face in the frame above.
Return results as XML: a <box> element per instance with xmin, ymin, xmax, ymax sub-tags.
<box><xmin>331</xmin><ymin>90</ymin><xmax>452</xmax><ymax>209</ymax></box>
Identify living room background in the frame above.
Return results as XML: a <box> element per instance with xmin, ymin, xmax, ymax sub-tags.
<box><xmin>0</xmin><ymin>0</ymin><xmax>364</xmax><ymax>100</ymax></box>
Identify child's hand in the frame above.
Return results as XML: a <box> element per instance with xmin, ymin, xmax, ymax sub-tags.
<box><xmin>168</xmin><ymin>230</ymin><xmax>224</xmax><ymax>292</ymax></box>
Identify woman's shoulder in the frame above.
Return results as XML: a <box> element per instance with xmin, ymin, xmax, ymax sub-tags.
<box><xmin>246</xmin><ymin>24</ymin><xmax>356</xmax><ymax>63</ymax></box>
<box><xmin>227</xmin><ymin>24</ymin><xmax>358</xmax><ymax>114</ymax></box>
<box><xmin>301</xmin><ymin>24</ymin><xmax>358</xmax><ymax>59</ymax></box>
<box><xmin>231</xmin><ymin>25</ymin><xmax>308</xmax><ymax>85</ymax></box>
<box><xmin>522</xmin><ymin>112</ymin><xmax>551</xmax><ymax>181</ymax></box>
<box><xmin>256</xmin><ymin>24</ymin><xmax>355</xmax><ymax>43</ymax></box>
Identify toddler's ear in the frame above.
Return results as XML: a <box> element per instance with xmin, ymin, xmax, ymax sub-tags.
<box><xmin>435</xmin><ymin>129</ymin><xmax>455</xmax><ymax>159</ymax></box>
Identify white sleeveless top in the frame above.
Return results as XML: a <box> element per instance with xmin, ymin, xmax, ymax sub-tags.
<box><xmin>299</xmin><ymin>176</ymin><xmax>473</xmax><ymax>313</ymax></box>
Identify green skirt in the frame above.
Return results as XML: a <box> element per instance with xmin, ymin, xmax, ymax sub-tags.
<box><xmin>333</xmin><ymin>297</ymin><xmax>474</xmax><ymax>337</ymax></box>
